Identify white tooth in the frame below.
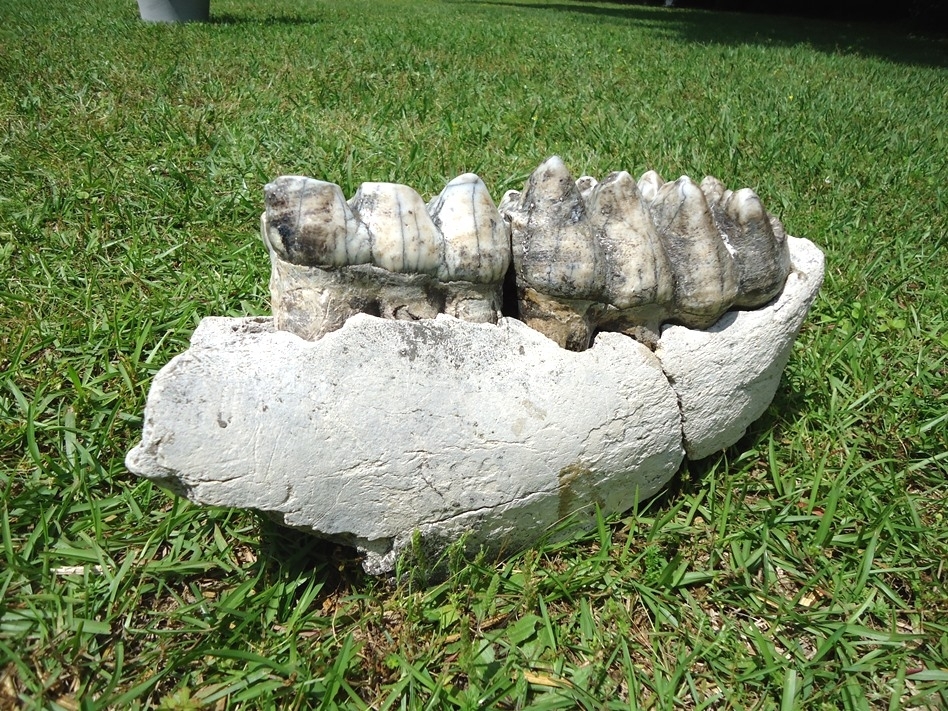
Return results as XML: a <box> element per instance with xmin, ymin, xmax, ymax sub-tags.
<box><xmin>428</xmin><ymin>173</ymin><xmax>510</xmax><ymax>284</ymax></box>
<box><xmin>349</xmin><ymin>182</ymin><xmax>443</xmax><ymax>276</ymax></box>
<box><xmin>585</xmin><ymin>171</ymin><xmax>674</xmax><ymax>312</ymax></box>
<box><xmin>504</xmin><ymin>156</ymin><xmax>603</xmax><ymax>299</ymax></box>
<box><xmin>699</xmin><ymin>175</ymin><xmax>726</xmax><ymax>207</ymax></box>
<box><xmin>499</xmin><ymin>189</ymin><xmax>521</xmax><ymax>213</ymax></box>
<box><xmin>723</xmin><ymin>188</ymin><xmax>791</xmax><ymax>307</ymax></box>
<box><xmin>637</xmin><ymin>170</ymin><xmax>664</xmax><ymax>204</ymax></box>
<box><xmin>576</xmin><ymin>175</ymin><xmax>598</xmax><ymax>201</ymax></box>
<box><xmin>649</xmin><ymin>176</ymin><xmax>739</xmax><ymax>328</ymax></box>
<box><xmin>263</xmin><ymin>176</ymin><xmax>372</xmax><ymax>267</ymax></box>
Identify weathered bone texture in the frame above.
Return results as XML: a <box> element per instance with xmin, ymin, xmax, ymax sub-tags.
<box><xmin>126</xmin><ymin>237</ymin><xmax>823</xmax><ymax>575</ymax></box>
<box><xmin>500</xmin><ymin>157</ymin><xmax>792</xmax><ymax>349</ymax></box>
<box><xmin>262</xmin><ymin>173</ymin><xmax>509</xmax><ymax>341</ymax></box>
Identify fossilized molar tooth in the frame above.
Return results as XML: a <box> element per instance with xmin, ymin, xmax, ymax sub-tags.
<box><xmin>428</xmin><ymin>173</ymin><xmax>509</xmax><ymax>284</ymax></box>
<box><xmin>348</xmin><ymin>182</ymin><xmax>443</xmax><ymax>276</ymax></box>
<box><xmin>648</xmin><ymin>176</ymin><xmax>739</xmax><ymax>329</ymax></box>
<box><xmin>263</xmin><ymin>174</ymin><xmax>509</xmax><ymax>341</ymax></box>
<box><xmin>719</xmin><ymin>188</ymin><xmax>791</xmax><ymax>307</ymax></box>
<box><xmin>504</xmin><ymin>156</ymin><xmax>604</xmax><ymax>299</ymax></box>
<box><xmin>500</xmin><ymin>156</ymin><xmax>605</xmax><ymax>350</ymax></box>
<box><xmin>499</xmin><ymin>157</ymin><xmax>793</xmax><ymax>350</ymax></box>
<box><xmin>700</xmin><ymin>176</ymin><xmax>792</xmax><ymax>308</ymax></box>
<box><xmin>585</xmin><ymin>171</ymin><xmax>674</xmax><ymax>313</ymax></box>
<box><xmin>263</xmin><ymin>176</ymin><xmax>372</xmax><ymax>267</ymax></box>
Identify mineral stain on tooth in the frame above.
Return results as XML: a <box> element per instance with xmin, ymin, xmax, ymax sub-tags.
<box><xmin>501</xmin><ymin>156</ymin><xmax>605</xmax><ymax>350</ymax></box>
<box><xmin>584</xmin><ymin>171</ymin><xmax>674</xmax><ymax>320</ymax></box>
<box><xmin>506</xmin><ymin>156</ymin><xmax>603</xmax><ymax>299</ymax></box>
<box><xmin>263</xmin><ymin>176</ymin><xmax>371</xmax><ymax>267</ymax></box>
<box><xmin>721</xmin><ymin>188</ymin><xmax>791</xmax><ymax>307</ymax></box>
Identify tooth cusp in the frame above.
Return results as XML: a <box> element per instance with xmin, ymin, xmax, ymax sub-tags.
<box><xmin>263</xmin><ymin>176</ymin><xmax>371</xmax><ymax>268</ymax></box>
<box><xmin>429</xmin><ymin>173</ymin><xmax>510</xmax><ymax>284</ymax></box>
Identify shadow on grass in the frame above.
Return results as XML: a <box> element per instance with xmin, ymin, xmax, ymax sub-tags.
<box><xmin>460</xmin><ymin>0</ymin><xmax>948</xmax><ymax>67</ymax></box>
<box><xmin>255</xmin><ymin>516</ymin><xmax>371</xmax><ymax>593</ymax></box>
<box><xmin>209</xmin><ymin>12</ymin><xmax>322</xmax><ymax>27</ymax></box>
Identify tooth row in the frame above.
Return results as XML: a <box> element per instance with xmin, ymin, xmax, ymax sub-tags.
<box><xmin>261</xmin><ymin>174</ymin><xmax>511</xmax><ymax>341</ymax></box>
<box><xmin>499</xmin><ymin>157</ymin><xmax>791</xmax><ymax>348</ymax></box>
<box><xmin>260</xmin><ymin>158</ymin><xmax>791</xmax><ymax>350</ymax></box>
<box><xmin>262</xmin><ymin>173</ymin><xmax>509</xmax><ymax>284</ymax></box>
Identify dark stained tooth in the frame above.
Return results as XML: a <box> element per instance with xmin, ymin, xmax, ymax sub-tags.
<box><xmin>504</xmin><ymin>156</ymin><xmax>604</xmax><ymax>300</ymax></box>
<box><xmin>585</xmin><ymin>171</ymin><xmax>674</xmax><ymax>313</ymax></box>
<box><xmin>263</xmin><ymin>176</ymin><xmax>371</xmax><ymax>267</ymax></box>
<box><xmin>722</xmin><ymin>188</ymin><xmax>792</xmax><ymax>307</ymax></box>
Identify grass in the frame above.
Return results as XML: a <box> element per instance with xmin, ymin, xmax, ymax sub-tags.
<box><xmin>1</xmin><ymin>0</ymin><xmax>946</xmax><ymax>707</ymax></box>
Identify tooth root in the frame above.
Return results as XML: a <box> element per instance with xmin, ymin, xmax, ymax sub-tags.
<box><xmin>650</xmin><ymin>176</ymin><xmax>739</xmax><ymax>328</ymax></box>
<box><xmin>349</xmin><ymin>183</ymin><xmax>443</xmax><ymax>276</ymax></box>
<box><xmin>264</xmin><ymin>177</ymin><xmax>371</xmax><ymax>267</ymax></box>
<box><xmin>723</xmin><ymin>188</ymin><xmax>792</xmax><ymax>307</ymax></box>
<box><xmin>585</xmin><ymin>171</ymin><xmax>674</xmax><ymax>316</ymax></box>
<box><xmin>637</xmin><ymin>170</ymin><xmax>664</xmax><ymax>204</ymax></box>
<box><xmin>504</xmin><ymin>156</ymin><xmax>603</xmax><ymax>299</ymax></box>
<box><xmin>428</xmin><ymin>173</ymin><xmax>510</xmax><ymax>284</ymax></box>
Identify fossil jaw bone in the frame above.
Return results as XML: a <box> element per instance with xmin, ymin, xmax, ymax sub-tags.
<box><xmin>262</xmin><ymin>173</ymin><xmax>510</xmax><ymax>340</ymax></box>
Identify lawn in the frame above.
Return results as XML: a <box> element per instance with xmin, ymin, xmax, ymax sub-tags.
<box><xmin>1</xmin><ymin>0</ymin><xmax>946</xmax><ymax>708</ymax></box>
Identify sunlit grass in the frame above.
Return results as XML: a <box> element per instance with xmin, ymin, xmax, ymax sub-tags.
<box><xmin>1</xmin><ymin>0</ymin><xmax>946</xmax><ymax>708</ymax></box>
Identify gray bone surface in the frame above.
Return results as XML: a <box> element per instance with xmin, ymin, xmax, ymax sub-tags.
<box><xmin>126</xmin><ymin>237</ymin><xmax>823</xmax><ymax>574</ymax></box>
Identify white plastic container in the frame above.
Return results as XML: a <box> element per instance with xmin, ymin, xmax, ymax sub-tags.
<box><xmin>137</xmin><ymin>0</ymin><xmax>210</xmax><ymax>23</ymax></box>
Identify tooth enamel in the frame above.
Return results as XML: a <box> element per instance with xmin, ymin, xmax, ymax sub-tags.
<box><xmin>263</xmin><ymin>176</ymin><xmax>372</xmax><ymax>267</ymax></box>
<box><xmin>349</xmin><ymin>182</ymin><xmax>443</xmax><ymax>276</ymax></box>
<box><xmin>722</xmin><ymin>188</ymin><xmax>791</xmax><ymax>307</ymax></box>
<box><xmin>507</xmin><ymin>156</ymin><xmax>604</xmax><ymax>299</ymax></box>
<box><xmin>649</xmin><ymin>176</ymin><xmax>739</xmax><ymax>328</ymax></box>
<box><xmin>585</xmin><ymin>171</ymin><xmax>674</xmax><ymax>315</ymax></box>
<box><xmin>501</xmin><ymin>157</ymin><xmax>606</xmax><ymax>350</ymax></box>
<box><xmin>637</xmin><ymin>170</ymin><xmax>664</xmax><ymax>204</ymax></box>
<box><xmin>699</xmin><ymin>175</ymin><xmax>726</xmax><ymax>207</ymax></box>
<box><xmin>576</xmin><ymin>175</ymin><xmax>598</xmax><ymax>201</ymax></box>
<box><xmin>428</xmin><ymin>173</ymin><xmax>509</xmax><ymax>284</ymax></box>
